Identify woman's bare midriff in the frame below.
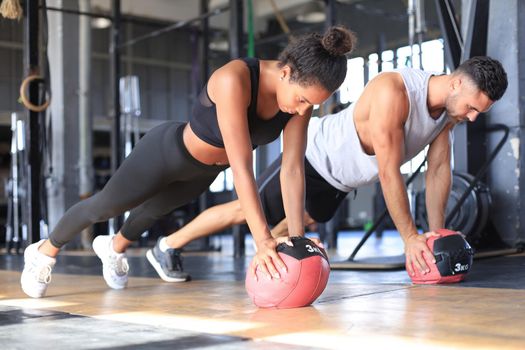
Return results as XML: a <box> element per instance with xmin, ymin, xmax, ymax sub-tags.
<box><xmin>183</xmin><ymin>124</ymin><xmax>230</xmax><ymax>166</ymax></box>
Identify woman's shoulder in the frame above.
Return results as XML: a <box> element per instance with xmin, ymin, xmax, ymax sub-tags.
<box><xmin>210</xmin><ymin>60</ymin><xmax>250</xmax><ymax>84</ymax></box>
<box><xmin>208</xmin><ymin>60</ymin><xmax>252</xmax><ymax>103</ymax></box>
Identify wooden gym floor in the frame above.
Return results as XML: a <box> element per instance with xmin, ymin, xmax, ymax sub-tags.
<box><xmin>0</xmin><ymin>231</ymin><xmax>524</xmax><ymax>350</ymax></box>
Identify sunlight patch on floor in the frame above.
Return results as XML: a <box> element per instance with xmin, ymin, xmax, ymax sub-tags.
<box><xmin>94</xmin><ymin>311</ymin><xmax>263</xmax><ymax>333</ymax></box>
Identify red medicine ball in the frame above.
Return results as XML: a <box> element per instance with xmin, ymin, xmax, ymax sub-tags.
<box><xmin>409</xmin><ymin>228</ymin><xmax>474</xmax><ymax>284</ymax></box>
<box><xmin>245</xmin><ymin>236</ymin><xmax>330</xmax><ymax>309</ymax></box>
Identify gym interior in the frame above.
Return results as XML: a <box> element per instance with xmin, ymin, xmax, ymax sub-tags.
<box><xmin>0</xmin><ymin>0</ymin><xmax>524</xmax><ymax>349</ymax></box>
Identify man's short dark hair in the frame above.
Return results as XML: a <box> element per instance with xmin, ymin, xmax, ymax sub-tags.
<box><xmin>455</xmin><ymin>56</ymin><xmax>508</xmax><ymax>101</ymax></box>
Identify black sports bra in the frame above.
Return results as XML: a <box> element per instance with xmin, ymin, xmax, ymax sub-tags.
<box><xmin>189</xmin><ymin>57</ymin><xmax>294</xmax><ymax>149</ymax></box>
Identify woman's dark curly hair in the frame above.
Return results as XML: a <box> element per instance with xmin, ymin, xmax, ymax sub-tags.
<box><xmin>278</xmin><ymin>26</ymin><xmax>357</xmax><ymax>92</ymax></box>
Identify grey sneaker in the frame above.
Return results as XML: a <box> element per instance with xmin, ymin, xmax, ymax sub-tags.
<box><xmin>146</xmin><ymin>237</ymin><xmax>190</xmax><ymax>282</ymax></box>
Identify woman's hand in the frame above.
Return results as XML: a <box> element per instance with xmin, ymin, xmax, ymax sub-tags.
<box><xmin>250</xmin><ymin>237</ymin><xmax>293</xmax><ymax>281</ymax></box>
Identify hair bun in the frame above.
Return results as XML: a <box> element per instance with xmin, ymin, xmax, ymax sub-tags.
<box><xmin>321</xmin><ymin>26</ymin><xmax>356</xmax><ymax>57</ymax></box>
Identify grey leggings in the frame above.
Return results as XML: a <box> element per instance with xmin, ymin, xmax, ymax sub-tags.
<box><xmin>49</xmin><ymin>122</ymin><xmax>227</xmax><ymax>248</ymax></box>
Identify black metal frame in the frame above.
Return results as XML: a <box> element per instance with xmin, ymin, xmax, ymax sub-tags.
<box><xmin>433</xmin><ymin>0</ymin><xmax>463</xmax><ymax>70</ymax></box>
<box><xmin>120</xmin><ymin>6</ymin><xmax>229</xmax><ymax>49</ymax></box>
<box><xmin>24</xmin><ymin>0</ymin><xmax>43</xmax><ymax>243</ymax></box>
<box><xmin>461</xmin><ymin>0</ymin><xmax>490</xmax><ymax>178</ymax></box>
<box><xmin>40</xmin><ymin>6</ymin><xmax>112</xmax><ymax>19</ymax></box>
<box><xmin>109</xmin><ymin>0</ymin><xmax>122</xmax><ymax>231</ymax></box>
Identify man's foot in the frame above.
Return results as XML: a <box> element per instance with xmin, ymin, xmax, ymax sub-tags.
<box><xmin>21</xmin><ymin>240</ymin><xmax>56</xmax><ymax>298</ymax></box>
<box><xmin>146</xmin><ymin>237</ymin><xmax>190</xmax><ymax>282</ymax></box>
<box><xmin>92</xmin><ymin>235</ymin><xmax>129</xmax><ymax>289</ymax></box>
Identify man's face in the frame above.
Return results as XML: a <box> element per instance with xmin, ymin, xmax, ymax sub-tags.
<box><xmin>445</xmin><ymin>77</ymin><xmax>494</xmax><ymax>124</ymax></box>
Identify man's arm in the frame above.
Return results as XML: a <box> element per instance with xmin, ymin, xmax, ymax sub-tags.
<box><xmin>368</xmin><ymin>76</ymin><xmax>436</xmax><ymax>275</ymax></box>
<box><xmin>369</xmin><ymin>79</ymin><xmax>416</xmax><ymax>240</ymax></box>
<box><xmin>425</xmin><ymin>124</ymin><xmax>453</xmax><ymax>231</ymax></box>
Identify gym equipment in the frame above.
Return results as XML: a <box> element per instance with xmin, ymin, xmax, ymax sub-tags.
<box><xmin>119</xmin><ymin>75</ymin><xmax>141</xmax><ymax>158</ymax></box>
<box><xmin>245</xmin><ymin>236</ymin><xmax>330</xmax><ymax>309</ymax></box>
<box><xmin>19</xmin><ymin>75</ymin><xmax>51</xmax><ymax>112</ymax></box>
<box><xmin>417</xmin><ymin>172</ymin><xmax>491</xmax><ymax>245</ymax></box>
<box><xmin>5</xmin><ymin>113</ymin><xmax>29</xmax><ymax>254</ymax></box>
<box><xmin>409</xmin><ymin>228</ymin><xmax>474</xmax><ymax>284</ymax></box>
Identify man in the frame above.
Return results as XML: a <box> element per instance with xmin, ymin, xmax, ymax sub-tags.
<box><xmin>146</xmin><ymin>56</ymin><xmax>508</xmax><ymax>282</ymax></box>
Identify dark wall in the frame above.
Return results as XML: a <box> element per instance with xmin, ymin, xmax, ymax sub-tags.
<box><xmin>0</xmin><ymin>18</ymin><xmax>24</xmax><ymax>113</ymax></box>
<box><xmin>0</xmin><ymin>13</ymin><xmax>200</xmax><ymax>122</ymax></box>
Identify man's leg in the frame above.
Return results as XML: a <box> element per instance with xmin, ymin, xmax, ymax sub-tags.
<box><xmin>270</xmin><ymin>211</ymin><xmax>315</xmax><ymax>239</ymax></box>
<box><xmin>165</xmin><ymin>200</ymin><xmax>246</xmax><ymax>249</ymax></box>
<box><xmin>149</xmin><ymin>155</ymin><xmax>286</xmax><ymax>282</ymax></box>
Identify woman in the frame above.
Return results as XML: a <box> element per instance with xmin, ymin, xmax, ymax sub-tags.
<box><xmin>21</xmin><ymin>26</ymin><xmax>356</xmax><ymax>298</ymax></box>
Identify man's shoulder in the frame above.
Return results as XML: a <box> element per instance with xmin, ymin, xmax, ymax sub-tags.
<box><xmin>369</xmin><ymin>72</ymin><xmax>407</xmax><ymax>100</ymax></box>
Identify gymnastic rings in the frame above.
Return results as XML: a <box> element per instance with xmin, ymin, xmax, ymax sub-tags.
<box><xmin>19</xmin><ymin>74</ymin><xmax>51</xmax><ymax>112</ymax></box>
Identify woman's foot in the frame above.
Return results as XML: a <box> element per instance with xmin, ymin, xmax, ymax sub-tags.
<box><xmin>20</xmin><ymin>240</ymin><xmax>56</xmax><ymax>298</ymax></box>
<box><xmin>92</xmin><ymin>235</ymin><xmax>129</xmax><ymax>289</ymax></box>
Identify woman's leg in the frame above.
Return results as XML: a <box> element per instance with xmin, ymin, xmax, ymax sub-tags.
<box><xmin>116</xmin><ymin>175</ymin><xmax>221</xmax><ymax>282</ymax></box>
<box><xmin>119</xmin><ymin>174</ymin><xmax>221</xmax><ymax>241</ymax></box>
<box><xmin>21</xmin><ymin>122</ymin><xmax>181</xmax><ymax>297</ymax></box>
<box><xmin>44</xmin><ymin>123</ymin><xmax>177</xmax><ymax>255</ymax></box>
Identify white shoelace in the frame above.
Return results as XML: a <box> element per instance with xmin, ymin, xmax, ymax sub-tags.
<box><xmin>107</xmin><ymin>254</ymin><xmax>129</xmax><ymax>276</ymax></box>
<box><xmin>30</xmin><ymin>263</ymin><xmax>53</xmax><ymax>284</ymax></box>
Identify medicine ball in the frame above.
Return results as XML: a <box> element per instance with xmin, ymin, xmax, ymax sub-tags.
<box><xmin>409</xmin><ymin>229</ymin><xmax>475</xmax><ymax>284</ymax></box>
<box><xmin>245</xmin><ymin>236</ymin><xmax>330</xmax><ymax>309</ymax></box>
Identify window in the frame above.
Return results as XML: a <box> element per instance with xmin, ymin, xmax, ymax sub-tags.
<box><xmin>340</xmin><ymin>57</ymin><xmax>365</xmax><ymax>104</ymax></box>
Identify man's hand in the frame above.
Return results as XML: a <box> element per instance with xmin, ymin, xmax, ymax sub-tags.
<box><xmin>405</xmin><ymin>231</ymin><xmax>441</xmax><ymax>276</ymax></box>
<box><xmin>250</xmin><ymin>237</ymin><xmax>292</xmax><ymax>280</ymax></box>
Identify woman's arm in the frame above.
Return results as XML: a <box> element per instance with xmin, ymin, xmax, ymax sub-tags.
<box><xmin>208</xmin><ymin>61</ymin><xmax>287</xmax><ymax>279</ymax></box>
<box><xmin>280</xmin><ymin>109</ymin><xmax>312</xmax><ymax>237</ymax></box>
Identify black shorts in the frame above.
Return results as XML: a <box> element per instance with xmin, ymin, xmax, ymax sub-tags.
<box><xmin>256</xmin><ymin>154</ymin><xmax>348</xmax><ymax>226</ymax></box>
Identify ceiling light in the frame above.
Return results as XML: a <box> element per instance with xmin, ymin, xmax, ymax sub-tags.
<box><xmin>91</xmin><ymin>17</ymin><xmax>111</xmax><ymax>29</ymax></box>
<box><xmin>209</xmin><ymin>39</ymin><xmax>229</xmax><ymax>52</ymax></box>
<box><xmin>296</xmin><ymin>11</ymin><xmax>326</xmax><ymax>24</ymax></box>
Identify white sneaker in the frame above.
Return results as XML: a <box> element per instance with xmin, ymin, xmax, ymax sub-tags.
<box><xmin>92</xmin><ymin>235</ymin><xmax>129</xmax><ymax>290</ymax></box>
<box><xmin>21</xmin><ymin>240</ymin><xmax>56</xmax><ymax>298</ymax></box>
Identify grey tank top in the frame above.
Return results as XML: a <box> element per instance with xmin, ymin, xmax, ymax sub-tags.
<box><xmin>305</xmin><ymin>68</ymin><xmax>450</xmax><ymax>192</ymax></box>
